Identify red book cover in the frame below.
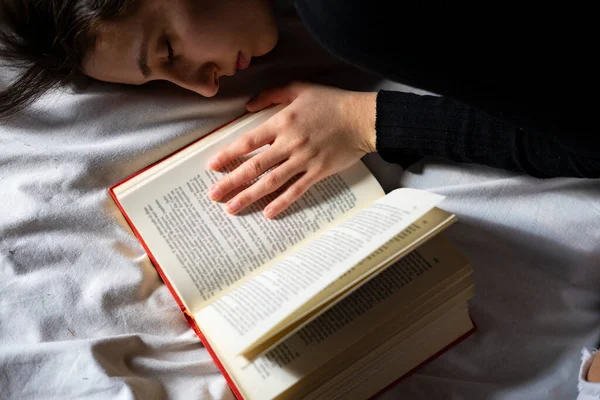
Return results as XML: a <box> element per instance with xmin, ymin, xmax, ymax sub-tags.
<box><xmin>108</xmin><ymin>113</ymin><xmax>476</xmax><ymax>400</ymax></box>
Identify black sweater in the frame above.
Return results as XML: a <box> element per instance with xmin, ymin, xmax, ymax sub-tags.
<box><xmin>293</xmin><ymin>1</ymin><xmax>600</xmax><ymax>178</ymax></box>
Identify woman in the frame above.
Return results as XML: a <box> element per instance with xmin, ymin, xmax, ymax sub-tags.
<box><xmin>1</xmin><ymin>0</ymin><xmax>598</xmax><ymax>219</ymax></box>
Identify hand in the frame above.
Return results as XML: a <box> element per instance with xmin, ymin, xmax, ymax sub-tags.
<box><xmin>207</xmin><ymin>82</ymin><xmax>377</xmax><ymax>219</ymax></box>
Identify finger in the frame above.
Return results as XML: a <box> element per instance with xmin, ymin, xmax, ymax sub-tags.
<box><xmin>225</xmin><ymin>161</ymin><xmax>303</xmax><ymax>214</ymax></box>
<box><xmin>208</xmin><ymin>125</ymin><xmax>275</xmax><ymax>171</ymax></box>
<box><xmin>246</xmin><ymin>81</ymin><xmax>307</xmax><ymax>112</ymax></box>
<box><xmin>210</xmin><ymin>145</ymin><xmax>289</xmax><ymax>201</ymax></box>
<box><xmin>263</xmin><ymin>172</ymin><xmax>317</xmax><ymax>219</ymax></box>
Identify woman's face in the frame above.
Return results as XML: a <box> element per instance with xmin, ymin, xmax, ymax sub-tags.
<box><xmin>83</xmin><ymin>0</ymin><xmax>278</xmax><ymax>97</ymax></box>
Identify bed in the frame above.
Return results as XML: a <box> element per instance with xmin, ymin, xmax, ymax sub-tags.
<box><xmin>1</xmin><ymin>8</ymin><xmax>599</xmax><ymax>400</ymax></box>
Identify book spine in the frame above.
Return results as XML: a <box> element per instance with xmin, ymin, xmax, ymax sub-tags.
<box><xmin>108</xmin><ymin>190</ymin><xmax>245</xmax><ymax>400</ymax></box>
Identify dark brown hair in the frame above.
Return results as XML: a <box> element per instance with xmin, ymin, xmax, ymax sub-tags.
<box><xmin>0</xmin><ymin>0</ymin><xmax>136</xmax><ymax>120</ymax></box>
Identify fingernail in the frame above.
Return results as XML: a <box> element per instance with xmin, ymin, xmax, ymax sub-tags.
<box><xmin>264</xmin><ymin>207</ymin><xmax>275</xmax><ymax>219</ymax></box>
<box><xmin>209</xmin><ymin>186</ymin><xmax>222</xmax><ymax>200</ymax></box>
<box><xmin>227</xmin><ymin>199</ymin><xmax>240</xmax><ymax>213</ymax></box>
<box><xmin>208</xmin><ymin>158</ymin><xmax>219</xmax><ymax>169</ymax></box>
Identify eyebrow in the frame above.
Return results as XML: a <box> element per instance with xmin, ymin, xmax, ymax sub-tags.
<box><xmin>137</xmin><ymin>37</ymin><xmax>151</xmax><ymax>78</ymax></box>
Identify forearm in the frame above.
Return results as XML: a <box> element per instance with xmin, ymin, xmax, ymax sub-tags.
<box><xmin>375</xmin><ymin>90</ymin><xmax>600</xmax><ymax>178</ymax></box>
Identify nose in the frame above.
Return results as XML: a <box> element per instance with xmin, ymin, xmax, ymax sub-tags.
<box><xmin>171</xmin><ymin>62</ymin><xmax>220</xmax><ymax>97</ymax></box>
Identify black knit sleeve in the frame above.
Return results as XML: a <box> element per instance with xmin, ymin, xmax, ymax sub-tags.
<box><xmin>375</xmin><ymin>90</ymin><xmax>600</xmax><ymax>178</ymax></box>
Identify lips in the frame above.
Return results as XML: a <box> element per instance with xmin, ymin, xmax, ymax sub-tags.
<box><xmin>236</xmin><ymin>51</ymin><xmax>250</xmax><ymax>71</ymax></box>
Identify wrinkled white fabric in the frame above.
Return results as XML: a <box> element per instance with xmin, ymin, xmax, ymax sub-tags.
<box><xmin>1</xmin><ymin>6</ymin><xmax>599</xmax><ymax>400</ymax></box>
<box><xmin>365</xmin><ymin>156</ymin><xmax>600</xmax><ymax>400</ymax></box>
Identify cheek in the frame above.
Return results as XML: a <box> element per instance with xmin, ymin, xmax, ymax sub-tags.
<box><xmin>177</xmin><ymin>15</ymin><xmax>238</xmax><ymax>56</ymax></box>
<box><xmin>175</xmin><ymin>1</ymin><xmax>277</xmax><ymax>58</ymax></box>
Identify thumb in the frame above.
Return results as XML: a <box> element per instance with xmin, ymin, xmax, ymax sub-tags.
<box><xmin>246</xmin><ymin>81</ymin><xmax>307</xmax><ymax>112</ymax></box>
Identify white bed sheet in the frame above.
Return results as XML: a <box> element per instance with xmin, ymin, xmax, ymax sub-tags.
<box><xmin>1</xmin><ymin>9</ymin><xmax>599</xmax><ymax>400</ymax></box>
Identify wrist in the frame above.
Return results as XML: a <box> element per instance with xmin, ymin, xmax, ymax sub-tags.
<box><xmin>346</xmin><ymin>91</ymin><xmax>377</xmax><ymax>153</ymax></box>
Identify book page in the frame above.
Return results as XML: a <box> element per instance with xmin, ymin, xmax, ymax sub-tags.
<box><xmin>114</xmin><ymin>106</ymin><xmax>384</xmax><ymax>312</ymax></box>
<box><xmin>241</xmin><ymin>208</ymin><xmax>456</xmax><ymax>359</ymax></box>
<box><xmin>199</xmin><ymin>236</ymin><xmax>473</xmax><ymax>400</ymax></box>
<box><xmin>303</xmin><ymin>208</ymin><xmax>456</xmax><ymax>314</ymax></box>
<box><xmin>195</xmin><ymin>188</ymin><xmax>444</xmax><ymax>357</ymax></box>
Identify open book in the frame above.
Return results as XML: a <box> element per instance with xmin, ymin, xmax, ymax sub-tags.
<box><xmin>110</xmin><ymin>106</ymin><xmax>475</xmax><ymax>400</ymax></box>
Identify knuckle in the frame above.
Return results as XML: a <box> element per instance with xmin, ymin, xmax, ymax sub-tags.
<box><xmin>287</xmin><ymin>183</ymin><xmax>306</xmax><ymax>199</ymax></box>
<box><xmin>264</xmin><ymin>172</ymin><xmax>282</xmax><ymax>189</ymax></box>
<box><xmin>219</xmin><ymin>178</ymin><xmax>232</xmax><ymax>192</ymax></box>
<box><xmin>294</xmin><ymin>134</ymin><xmax>309</xmax><ymax>148</ymax></box>
<box><xmin>279</xmin><ymin>111</ymin><xmax>298</xmax><ymax>129</ymax></box>
<box><xmin>224</xmin><ymin>174</ymin><xmax>237</xmax><ymax>188</ymax></box>
<box><xmin>235</xmin><ymin>193</ymin><xmax>250</xmax><ymax>207</ymax></box>
<box><xmin>247</xmin><ymin>158</ymin><xmax>263</xmax><ymax>176</ymax></box>
<box><xmin>239</xmin><ymin>134</ymin><xmax>255</xmax><ymax>152</ymax></box>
